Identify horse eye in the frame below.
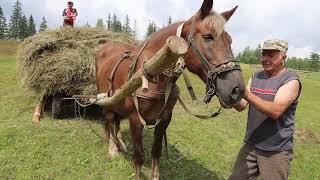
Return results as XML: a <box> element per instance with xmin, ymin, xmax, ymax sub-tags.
<box><xmin>203</xmin><ymin>34</ymin><xmax>214</xmax><ymax>42</ymax></box>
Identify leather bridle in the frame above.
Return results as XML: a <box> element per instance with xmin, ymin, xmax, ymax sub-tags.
<box><xmin>183</xmin><ymin>15</ymin><xmax>242</xmax><ymax>103</ymax></box>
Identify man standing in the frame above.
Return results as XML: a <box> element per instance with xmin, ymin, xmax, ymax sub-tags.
<box><xmin>229</xmin><ymin>39</ymin><xmax>302</xmax><ymax>180</ymax></box>
<box><xmin>62</xmin><ymin>1</ymin><xmax>78</xmax><ymax>27</ymax></box>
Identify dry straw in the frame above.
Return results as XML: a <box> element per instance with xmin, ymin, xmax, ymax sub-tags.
<box><xmin>17</xmin><ymin>27</ymin><xmax>137</xmax><ymax>98</ymax></box>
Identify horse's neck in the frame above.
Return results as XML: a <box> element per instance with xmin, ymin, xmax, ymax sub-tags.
<box><xmin>147</xmin><ymin>22</ymin><xmax>184</xmax><ymax>52</ymax></box>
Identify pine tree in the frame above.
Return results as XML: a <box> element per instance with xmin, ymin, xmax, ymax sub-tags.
<box><xmin>168</xmin><ymin>16</ymin><xmax>172</xmax><ymax>25</ymax></box>
<box><xmin>123</xmin><ymin>14</ymin><xmax>132</xmax><ymax>36</ymax></box>
<box><xmin>133</xmin><ymin>19</ymin><xmax>137</xmax><ymax>39</ymax></box>
<box><xmin>85</xmin><ymin>22</ymin><xmax>91</xmax><ymax>27</ymax></box>
<box><xmin>111</xmin><ymin>14</ymin><xmax>122</xmax><ymax>32</ymax></box>
<box><xmin>27</xmin><ymin>15</ymin><xmax>36</xmax><ymax>36</ymax></box>
<box><xmin>0</xmin><ymin>6</ymin><xmax>7</xmax><ymax>39</ymax></box>
<box><xmin>19</xmin><ymin>15</ymin><xmax>28</xmax><ymax>39</ymax></box>
<box><xmin>8</xmin><ymin>0</ymin><xmax>23</xmax><ymax>40</ymax></box>
<box><xmin>96</xmin><ymin>18</ymin><xmax>105</xmax><ymax>29</ymax></box>
<box><xmin>107</xmin><ymin>13</ymin><xmax>111</xmax><ymax>30</ymax></box>
<box><xmin>145</xmin><ymin>21</ymin><xmax>157</xmax><ymax>38</ymax></box>
<box><xmin>39</xmin><ymin>17</ymin><xmax>48</xmax><ymax>32</ymax></box>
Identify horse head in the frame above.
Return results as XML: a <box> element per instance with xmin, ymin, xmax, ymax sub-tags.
<box><xmin>182</xmin><ymin>0</ymin><xmax>245</xmax><ymax>108</ymax></box>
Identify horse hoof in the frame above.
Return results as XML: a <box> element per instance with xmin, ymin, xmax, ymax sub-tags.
<box><xmin>150</xmin><ymin>175</ymin><xmax>160</xmax><ymax>180</ymax></box>
<box><xmin>108</xmin><ymin>148</ymin><xmax>120</xmax><ymax>158</ymax></box>
<box><xmin>32</xmin><ymin>117</ymin><xmax>40</xmax><ymax>123</ymax></box>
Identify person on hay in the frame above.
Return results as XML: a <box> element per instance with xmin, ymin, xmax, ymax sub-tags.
<box><xmin>229</xmin><ymin>39</ymin><xmax>302</xmax><ymax>180</ymax></box>
<box><xmin>62</xmin><ymin>1</ymin><xmax>78</xmax><ymax>27</ymax></box>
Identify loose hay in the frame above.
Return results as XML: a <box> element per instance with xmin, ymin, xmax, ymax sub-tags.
<box><xmin>17</xmin><ymin>27</ymin><xmax>137</xmax><ymax>98</ymax></box>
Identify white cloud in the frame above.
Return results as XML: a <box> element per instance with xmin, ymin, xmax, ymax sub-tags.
<box><xmin>288</xmin><ymin>46</ymin><xmax>313</xmax><ymax>58</ymax></box>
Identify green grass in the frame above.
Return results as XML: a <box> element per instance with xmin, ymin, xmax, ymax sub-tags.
<box><xmin>0</xmin><ymin>42</ymin><xmax>319</xmax><ymax>179</ymax></box>
<box><xmin>0</xmin><ymin>40</ymin><xmax>20</xmax><ymax>56</ymax></box>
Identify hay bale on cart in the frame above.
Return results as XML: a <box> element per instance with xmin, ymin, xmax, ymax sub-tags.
<box><xmin>17</xmin><ymin>27</ymin><xmax>137</xmax><ymax>122</ymax></box>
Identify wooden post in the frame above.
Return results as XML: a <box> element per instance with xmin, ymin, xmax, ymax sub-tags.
<box><xmin>93</xmin><ymin>36</ymin><xmax>188</xmax><ymax>106</ymax></box>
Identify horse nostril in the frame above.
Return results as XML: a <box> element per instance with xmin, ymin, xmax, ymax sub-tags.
<box><xmin>231</xmin><ymin>87</ymin><xmax>240</xmax><ymax>100</ymax></box>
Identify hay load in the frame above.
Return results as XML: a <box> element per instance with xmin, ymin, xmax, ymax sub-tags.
<box><xmin>16</xmin><ymin>27</ymin><xmax>137</xmax><ymax>122</ymax></box>
<box><xmin>17</xmin><ymin>27</ymin><xmax>137</xmax><ymax>97</ymax></box>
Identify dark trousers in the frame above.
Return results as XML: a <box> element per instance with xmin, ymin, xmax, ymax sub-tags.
<box><xmin>229</xmin><ymin>143</ymin><xmax>293</xmax><ymax>180</ymax></box>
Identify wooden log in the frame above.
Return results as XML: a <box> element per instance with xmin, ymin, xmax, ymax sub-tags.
<box><xmin>93</xmin><ymin>36</ymin><xmax>188</xmax><ymax>106</ymax></box>
<box><xmin>141</xmin><ymin>75</ymin><xmax>149</xmax><ymax>93</ymax></box>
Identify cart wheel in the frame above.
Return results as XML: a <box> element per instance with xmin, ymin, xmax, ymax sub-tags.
<box><xmin>52</xmin><ymin>94</ymin><xmax>63</xmax><ymax>119</ymax></box>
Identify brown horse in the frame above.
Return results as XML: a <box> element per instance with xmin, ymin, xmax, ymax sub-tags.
<box><xmin>95</xmin><ymin>0</ymin><xmax>245</xmax><ymax>179</ymax></box>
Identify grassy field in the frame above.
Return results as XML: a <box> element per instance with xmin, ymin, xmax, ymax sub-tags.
<box><xmin>0</xmin><ymin>40</ymin><xmax>319</xmax><ymax>179</ymax></box>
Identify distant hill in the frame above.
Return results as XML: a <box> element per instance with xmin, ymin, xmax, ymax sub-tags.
<box><xmin>0</xmin><ymin>40</ymin><xmax>21</xmax><ymax>56</ymax></box>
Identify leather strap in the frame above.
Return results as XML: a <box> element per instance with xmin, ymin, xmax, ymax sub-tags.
<box><xmin>133</xmin><ymin>79</ymin><xmax>173</xmax><ymax>129</ymax></box>
<box><xmin>177</xmin><ymin>96</ymin><xmax>222</xmax><ymax>119</ymax></box>
<box><xmin>108</xmin><ymin>52</ymin><xmax>130</xmax><ymax>94</ymax></box>
<box><xmin>182</xmin><ymin>71</ymin><xmax>197</xmax><ymax>101</ymax></box>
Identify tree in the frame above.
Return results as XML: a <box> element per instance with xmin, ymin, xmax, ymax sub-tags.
<box><xmin>145</xmin><ymin>21</ymin><xmax>157</xmax><ymax>38</ymax></box>
<box><xmin>253</xmin><ymin>44</ymin><xmax>262</xmax><ymax>60</ymax></box>
<box><xmin>309</xmin><ymin>52</ymin><xmax>320</xmax><ymax>71</ymax></box>
<box><xmin>85</xmin><ymin>22</ymin><xmax>91</xmax><ymax>27</ymax></box>
<box><xmin>168</xmin><ymin>16</ymin><xmax>172</xmax><ymax>25</ymax></box>
<box><xmin>133</xmin><ymin>19</ymin><xmax>137</xmax><ymax>39</ymax></box>
<box><xmin>27</xmin><ymin>15</ymin><xmax>36</xmax><ymax>36</ymax></box>
<box><xmin>236</xmin><ymin>46</ymin><xmax>260</xmax><ymax>64</ymax></box>
<box><xmin>0</xmin><ymin>6</ymin><xmax>7</xmax><ymax>39</ymax></box>
<box><xmin>123</xmin><ymin>14</ymin><xmax>132</xmax><ymax>36</ymax></box>
<box><xmin>96</xmin><ymin>18</ymin><xmax>105</xmax><ymax>29</ymax></box>
<box><xmin>39</xmin><ymin>17</ymin><xmax>48</xmax><ymax>32</ymax></box>
<box><xmin>111</xmin><ymin>14</ymin><xmax>122</xmax><ymax>32</ymax></box>
<box><xmin>107</xmin><ymin>13</ymin><xmax>111</xmax><ymax>30</ymax></box>
<box><xmin>19</xmin><ymin>14</ymin><xmax>28</xmax><ymax>39</ymax></box>
<box><xmin>8</xmin><ymin>0</ymin><xmax>23</xmax><ymax>40</ymax></box>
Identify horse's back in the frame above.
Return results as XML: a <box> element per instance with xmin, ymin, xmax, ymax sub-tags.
<box><xmin>95</xmin><ymin>42</ymin><xmax>135</xmax><ymax>93</ymax></box>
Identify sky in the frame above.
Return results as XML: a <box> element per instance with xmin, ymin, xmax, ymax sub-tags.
<box><xmin>1</xmin><ymin>0</ymin><xmax>319</xmax><ymax>58</ymax></box>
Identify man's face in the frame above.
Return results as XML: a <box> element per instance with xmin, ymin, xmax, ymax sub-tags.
<box><xmin>68</xmin><ymin>3</ymin><xmax>73</xmax><ymax>8</ymax></box>
<box><xmin>261</xmin><ymin>49</ymin><xmax>286</xmax><ymax>74</ymax></box>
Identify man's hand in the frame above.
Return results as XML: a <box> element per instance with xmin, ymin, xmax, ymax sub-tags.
<box><xmin>234</xmin><ymin>77</ymin><xmax>251</xmax><ymax>112</ymax></box>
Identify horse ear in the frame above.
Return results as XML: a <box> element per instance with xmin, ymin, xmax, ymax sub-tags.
<box><xmin>221</xmin><ymin>6</ymin><xmax>238</xmax><ymax>21</ymax></box>
<box><xmin>200</xmin><ymin>0</ymin><xmax>213</xmax><ymax>19</ymax></box>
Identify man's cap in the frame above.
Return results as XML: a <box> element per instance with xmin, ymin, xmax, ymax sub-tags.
<box><xmin>262</xmin><ymin>39</ymin><xmax>288</xmax><ymax>53</ymax></box>
<box><xmin>67</xmin><ymin>1</ymin><xmax>73</xmax><ymax>4</ymax></box>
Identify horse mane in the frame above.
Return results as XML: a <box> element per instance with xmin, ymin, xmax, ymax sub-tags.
<box><xmin>200</xmin><ymin>10</ymin><xmax>226</xmax><ymax>37</ymax></box>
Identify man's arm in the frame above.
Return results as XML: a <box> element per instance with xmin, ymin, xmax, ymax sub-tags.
<box><xmin>62</xmin><ymin>9</ymin><xmax>69</xmax><ymax>20</ymax></box>
<box><xmin>62</xmin><ymin>9</ymin><xmax>66</xmax><ymax>17</ymax></box>
<box><xmin>244</xmin><ymin>80</ymin><xmax>300</xmax><ymax>120</ymax></box>
<box><xmin>74</xmin><ymin>9</ymin><xmax>78</xmax><ymax>17</ymax></box>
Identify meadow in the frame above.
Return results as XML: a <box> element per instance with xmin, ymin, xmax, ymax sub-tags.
<box><xmin>0</xmin><ymin>40</ymin><xmax>319</xmax><ymax>179</ymax></box>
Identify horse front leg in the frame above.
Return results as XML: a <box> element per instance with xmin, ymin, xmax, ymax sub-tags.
<box><xmin>103</xmin><ymin>111</ymin><xmax>126</xmax><ymax>158</ymax></box>
<box><xmin>129</xmin><ymin>111</ymin><xmax>145</xmax><ymax>180</ymax></box>
<box><xmin>150</xmin><ymin>113</ymin><xmax>172</xmax><ymax>180</ymax></box>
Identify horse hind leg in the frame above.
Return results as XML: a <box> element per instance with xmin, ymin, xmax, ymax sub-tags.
<box><xmin>104</xmin><ymin>111</ymin><xmax>127</xmax><ymax>158</ymax></box>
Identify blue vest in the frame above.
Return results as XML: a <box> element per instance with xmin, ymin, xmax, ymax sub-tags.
<box><xmin>244</xmin><ymin>69</ymin><xmax>302</xmax><ymax>151</ymax></box>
